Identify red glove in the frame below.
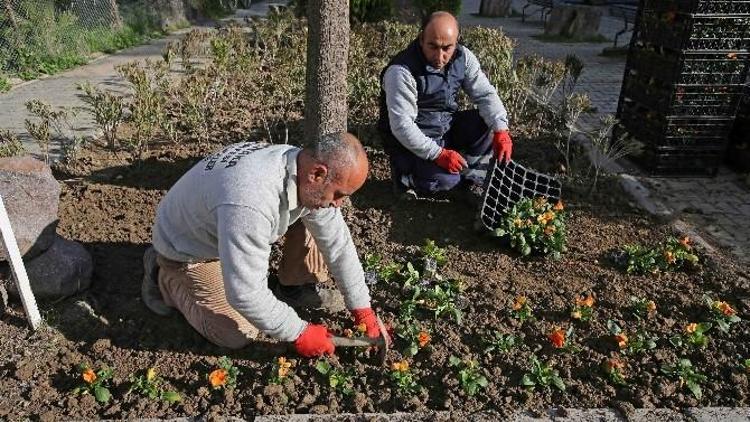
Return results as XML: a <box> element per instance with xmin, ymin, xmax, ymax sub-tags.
<box><xmin>294</xmin><ymin>324</ymin><xmax>335</xmax><ymax>357</ymax></box>
<box><xmin>351</xmin><ymin>308</ymin><xmax>381</xmax><ymax>339</ymax></box>
<box><xmin>492</xmin><ymin>130</ymin><xmax>513</xmax><ymax>163</ymax></box>
<box><xmin>434</xmin><ymin>148</ymin><xmax>467</xmax><ymax>174</ymax></box>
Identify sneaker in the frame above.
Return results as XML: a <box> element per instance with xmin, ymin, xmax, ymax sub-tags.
<box><xmin>273</xmin><ymin>283</ymin><xmax>346</xmax><ymax>313</ymax></box>
<box><xmin>141</xmin><ymin>246</ymin><xmax>173</xmax><ymax>316</ymax></box>
<box><xmin>392</xmin><ymin>177</ymin><xmax>418</xmax><ymax>201</ymax></box>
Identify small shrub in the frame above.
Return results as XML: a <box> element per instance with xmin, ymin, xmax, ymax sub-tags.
<box><xmin>618</xmin><ymin>236</ymin><xmax>698</xmax><ymax>275</ymax></box>
<box><xmin>315</xmin><ymin>359</ymin><xmax>355</xmax><ymax>395</ymax></box>
<box><xmin>208</xmin><ymin>356</ymin><xmax>239</xmax><ymax>391</ymax></box>
<box><xmin>494</xmin><ymin>197</ymin><xmax>567</xmax><ymax>259</ymax></box>
<box><xmin>520</xmin><ymin>355</ymin><xmax>565</xmax><ymax>391</ymax></box>
<box><xmin>128</xmin><ymin>367</ymin><xmax>181</xmax><ymax>403</ymax></box>
<box><xmin>509</xmin><ymin>295</ymin><xmax>534</xmax><ymax>322</ymax></box>
<box><xmin>570</xmin><ymin>294</ymin><xmax>595</xmax><ymax>322</ymax></box>
<box><xmin>0</xmin><ymin>75</ymin><xmax>10</xmax><ymax>93</ymax></box>
<box><xmin>396</xmin><ymin>322</ymin><xmax>431</xmax><ymax>357</ymax></box>
<box><xmin>703</xmin><ymin>295</ymin><xmax>741</xmax><ymax>333</ymax></box>
<box><xmin>602</xmin><ymin>357</ymin><xmax>627</xmax><ymax>385</ymax></box>
<box><xmin>483</xmin><ymin>331</ymin><xmax>520</xmax><ymax>355</ymax></box>
<box><xmin>77</xmin><ymin>82</ymin><xmax>125</xmax><ymax>149</ymax></box>
<box><xmin>448</xmin><ymin>356</ymin><xmax>488</xmax><ymax>396</ymax></box>
<box><xmin>72</xmin><ymin>364</ymin><xmax>113</xmax><ymax>404</ymax></box>
<box><xmin>269</xmin><ymin>356</ymin><xmax>295</xmax><ymax>385</ymax></box>
<box><xmin>661</xmin><ymin>358</ymin><xmax>706</xmax><ymax>399</ymax></box>
<box><xmin>670</xmin><ymin>322</ymin><xmax>712</xmax><ymax>349</ymax></box>
<box><xmin>0</xmin><ymin>130</ymin><xmax>26</xmax><ymax>158</ymax></box>
<box><xmin>390</xmin><ymin>360</ymin><xmax>420</xmax><ymax>394</ymax></box>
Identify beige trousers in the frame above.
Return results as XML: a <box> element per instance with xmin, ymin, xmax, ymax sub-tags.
<box><xmin>157</xmin><ymin>221</ymin><xmax>328</xmax><ymax>349</ymax></box>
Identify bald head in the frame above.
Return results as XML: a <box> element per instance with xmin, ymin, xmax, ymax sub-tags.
<box><xmin>297</xmin><ymin>132</ymin><xmax>369</xmax><ymax>209</ymax></box>
<box><xmin>419</xmin><ymin>12</ymin><xmax>459</xmax><ymax>70</ymax></box>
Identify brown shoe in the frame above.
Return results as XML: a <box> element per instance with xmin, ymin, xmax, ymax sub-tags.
<box><xmin>273</xmin><ymin>283</ymin><xmax>346</xmax><ymax>313</ymax></box>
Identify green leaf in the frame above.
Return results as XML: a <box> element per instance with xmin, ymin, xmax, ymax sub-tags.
<box><xmin>94</xmin><ymin>386</ymin><xmax>111</xmax><ymax>403</ymax></box>
<box><xmin>315</xmin><ymin>360</ymin><xmax>331</xmax><ymax>375</ymax></box>
<box><xmin>552</xmin><ymin>376</ymin><xmax>566</xmax><ymax>391</ymax></box>
<box><xmin>522</xmin><ymin>245</ymin><xmax>532</xmax><ymax>256</ymax></box>
<box><xmin>477</xmin><ymin>376</ymin><xmax>489</xmax><ymax>387</ymax></box>
<box><xmin>448</xmin><ymin>356</ymin><xmax>462</xmax><ymax>367</ymax></box>
<box><xmin>162</xmin><ymin>391</ymin><xmax>181</xmax><ymax>403</ymax></box>
<box><xmin>520</xmin><ymin>374</ymin><xmax>535</xmax><ymax>387</ymax></box>
<box><xmin>686</xmin><ymin>381</ymin><xmax>702</xmax><ymax>400</ymax></box>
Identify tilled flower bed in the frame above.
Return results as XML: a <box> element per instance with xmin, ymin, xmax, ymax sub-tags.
<box><xmin>0</xmin><ymin>139</ymin><xmax>748</xmax><ymax>419</ymax></box>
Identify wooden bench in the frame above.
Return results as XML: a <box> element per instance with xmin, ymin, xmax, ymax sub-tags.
<box><xmin>609</xmin><ymin>4</ymin><xmax>638</xmax><ymax>47</ymax></box>
<box><xmin>522</xmin><ymin>0</ymin><xmax>555</xmax><ymax>23</ymax></box>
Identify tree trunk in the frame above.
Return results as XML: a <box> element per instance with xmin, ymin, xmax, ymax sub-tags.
<box><xmin>304</xmin><ymin>0</ymin><xmax>349</xmax><ymax>146</ymax></box>
<box><xmin>545</xmin><ymin>5</ymin><xmax>602</xmax><ymax>39</ymax></box>
<box><xmin>479</xmin><ymin>0</ymin><xmax>511</xmax><ymax>17</ymax></box>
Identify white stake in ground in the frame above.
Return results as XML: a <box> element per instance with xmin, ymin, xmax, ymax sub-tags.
<box><xmin>0</xmin><ymin>195</ymin><xmax>42</xmax><ymax>330</ymax></box>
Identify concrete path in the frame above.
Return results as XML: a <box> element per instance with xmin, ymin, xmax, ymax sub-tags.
<box><xmin>0</xmin><ymin>1</ymin><xmax>286</xmax><ymax>159</ymax></box>
<box><xmin>458</xmin><ymin>0</ymin><xmax>750</xmax><ymax>266</ymax></box>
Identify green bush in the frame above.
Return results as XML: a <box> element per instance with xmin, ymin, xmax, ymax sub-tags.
<box><xmin>413</xmin><ymin>0</ymin><xmax>461</xmax><ymax>17</ymax></box>
<box><xmin>0</xmin><ymin>0</ymin><xmax>162</xmax><ymax>80</ymax></box>
<box><xmin>0</xmin><ymin>74</ymin><xmax>12</xmax><ymax>93</ymax></box>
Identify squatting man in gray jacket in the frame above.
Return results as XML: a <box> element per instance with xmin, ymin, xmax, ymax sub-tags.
<box><xmin>378</xmin><ymin>11</ymin><xmax>513</xmax><ymax>200</ymax></box>
<box><xmin>141</xmin><ymin>133</ymin><xmax>382</xmax><ymax>357</ymax></box>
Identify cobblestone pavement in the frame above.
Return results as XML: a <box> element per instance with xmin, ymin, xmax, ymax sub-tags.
<box><xmin>458</xmin><ymin>0</ymin><xmax>750</xmax><ymax>266</ymax></box>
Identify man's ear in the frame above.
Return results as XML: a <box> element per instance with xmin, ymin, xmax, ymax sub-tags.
<box><xmin>309</xmin><ymin>163</ymin><xmax>328</xmax><ymax>183</ymax></box>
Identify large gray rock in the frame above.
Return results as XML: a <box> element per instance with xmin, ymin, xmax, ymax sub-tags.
<box><xmin>0</xmin><ymin>157</ymin><xmax>60</xmax><ymax>261</ymax></box>
<box><xmin>6</xmin><ymin>235</ymin><xmax>93</xmax><ymax>300</ymax></box>
<box><xmin>545</xmin><ymin>5</ymin><xmax>603</xmax><ymax>39</ymax></box>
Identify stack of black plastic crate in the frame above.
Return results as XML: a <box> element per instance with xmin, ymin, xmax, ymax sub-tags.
<box><xmin>726</xmin><ymin>78</ymin><xmax>750</xmax><ymax>172</ymax></box>
<box><xmin>616</xmin><ymin>0</ymin><xmax>750</xmax><ymax>175</ymax></box>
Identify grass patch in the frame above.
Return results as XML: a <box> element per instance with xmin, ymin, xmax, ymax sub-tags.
<box><xmin>1</xmin><ymin>1</ymin><xmax>164</xmax><ymax>81</ymax></box>
<box><xmin>532</xmin><ymin>33</ymin><xmax>609</xmax><ymax>43</ymax></box>
<box><xmin>0</xmin><ymin>75</ymin><xmax>10</xmax><ymax>93</ymax></box>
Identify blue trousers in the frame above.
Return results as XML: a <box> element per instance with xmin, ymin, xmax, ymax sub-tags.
<box><xmin>387</xmin><ymin>110</ymin><xmax>492</xmax><ymax>194</ymax></box>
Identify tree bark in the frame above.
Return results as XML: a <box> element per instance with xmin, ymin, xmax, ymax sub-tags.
<box><xmin>479</xmin><ymin>0</ymin><xmax>511</xmax><ymax>17</ymax></box>
<box><xmin>3</xmin><ymin>0</ymin><xmax>18</xmax><ymax>28</ymax></box>
<box><xmin>304</xmin><ymin>0</ymin><xmax>349</xmax><ymax>146</ymax></box>
<box><xmin>108</xmin><ymin>0</ymin><xmax>123</xmax><ymax>28</ymax></box>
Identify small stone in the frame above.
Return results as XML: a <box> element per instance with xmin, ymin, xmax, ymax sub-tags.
<box><xmin>309</xmin><ymin>404</ymin><xmax>328</xmax><ymax>414</ymax></box>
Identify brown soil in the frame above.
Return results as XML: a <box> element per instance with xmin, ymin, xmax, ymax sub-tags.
<box><xmin>0</xmin><ymin>135</ymin><xmax>748</xmax><ymax>420</ymax></box>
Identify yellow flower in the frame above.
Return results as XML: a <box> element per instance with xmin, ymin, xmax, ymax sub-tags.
<box><xmin>576</xmin><ymin>295</ymin><xmax>595</xmax><ymax>308</ymax></box>
<box><xmin>278</xmin><ymin>357</ymin><xmax>292</xmax><ymax>369</ymax></box>
<box><xmin>664</xmin><ymin>250</ymin><xmax>676</xmax><ymax>265</ymax></box>
<box><xmin>544</xmin><ymin>225</ymin><xmax>556</xmax><ymax>236</ymax></box>
<box><xmin>513</xmin><ymin>218</ymin><xmax>524</xmax><ymax>228</ymax></box>
<box><xmin>356</xmin><ymin>322</ymin><xmax>367</xmax><ymax>334</ymax></box>
<box><xmin>208</xmin><ymin>369</ymin><xmax>228</xmax><ymax>388</ymax></box>
<box><xmin>392</xmin><ymin>360</ymin><xmax>409</xmax><ymax>372</ymax></box>
<box><xmin>146</xmin><ymin>367</ymin><xmax>157</xmax><ymax>382</ymax></box>
<box><xmin>512</xmin><ymin>295</ymin><xmax>527</xmax><ymax>311</ymax></box>
<box><xmin>685</xmin><ymin>323</ymin><xmax>698</xmax><ymax>334</ymax></box>
<box><xmin>571</xmin><ymin>310</ymin><xmax>582</xmax><ymax>320</ymax></box>
<box><xmin>646</xmin><ymin>300</ymin><xmax>657</xmax><ymax>313</ymax></box>
<box><xmin>533</xmin><ymin>197</ymin><xmax>548</xmax><ymax>209</ymax></box>
<box><xmin>82</xmin><ymin>368</ymin><xmax>97</xmax><ymax>384</ymax></box>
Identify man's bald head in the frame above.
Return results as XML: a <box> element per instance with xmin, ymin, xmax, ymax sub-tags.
<box><xmin>419</xmin><ymin>11</ymin><xmax>460</xmax><ymax>70</ymax></box>
<box><xmin>297</xmin><ymin>132</ymin><xmax>369</xmax><ymax>209</ymax></box>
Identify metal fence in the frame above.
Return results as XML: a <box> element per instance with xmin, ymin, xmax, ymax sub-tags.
<box><xmin>0</xmin><ymin>0</ymin><xmax>122</xmax><ymax>71</ymax></box>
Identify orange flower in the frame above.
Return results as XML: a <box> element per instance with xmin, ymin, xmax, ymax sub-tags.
<box><xmin>553</xmin><ymin>201</ymin><xmax>564</xmax><ymax>211</ymax></box>
<box><xmin>544</xmin><ymin>225</ymin><xmax>556</xmax><ymax>236</ymax></box>
<box><xmin>614</xmin><ymin>333</ymin><xmax>629</xmax><ymax>349</ymax></box>
<box><xmin>716</xmin><ymin>301</ymin><xmax>736</xmax><ymax>317</ymax></box>
<box><xmin>663</xmin><ymin>250</ymin><xmax>676</xmax><ymax>265</ymax></box>
<box><xmin>646</xmin><ymin>300</ymin><xmax>657</xmax><ymax>313</ymax></box>
<box><xmin>576</xmin><ymin>295</ymin><xmax>595</xmax><ymax>308</ymax></box>
<box><xmin>514</xmin><ymin>218</ymin><xmax>524</xmax><ymax>228</ymax></box>
<box><xmin>548</xmin><ymin>327</ymin><xmax>566</xmax><ymax>348</ymax></box>
<box><xmin>679</xmin><ymin>236</ymin><xmax>691</xmax><ymax>250</ymax></box>
<box><xmin>356</xmin><ymin>322</ymin><xmax>367</xmax><ymax>333</ymax></box>
<box><xmin>685</xmin><ymin>323</ymin><xmax>698</xmax><ymax>334</ymax></box>
<box><xmin>208</xmin><ymin>368</ymin><xmax>228</xmax><ymax>388</ymax></box>
<box><xmin>603</xmin><ymin>357</ymin><xmax>625</xmax><ymax>373</ymax></box>
<box><xmin>417</xmin><ymin>331</ymin><xmax>431</xmax><ymax>347</ymax></box>
<box><xmin>728</xmin><ymin>52</ymin><xmax>738</xmax><ymax>60</ymax></box>
<box><xmin>537</xmin><ymin>211</ymin><xmax>556</xmax><ymax>225</ymax></box>
<box><xmin>82</xmin><ymin>368</ymin><xmax>97</xmax><ymax>384</ymax></box>
<box><xmin>392</xmin><ymin>360</ymin><xmax>409</xmax><ymax>372</ymax></box>
<box><xmin>512</xmin><ymin>295</ymin><xmax>527</xmax><ymax>311</ymax></box>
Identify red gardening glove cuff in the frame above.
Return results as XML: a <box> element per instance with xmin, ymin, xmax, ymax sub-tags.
<box><xmin>351</xmin><ymin>307</ymin><xmax>380</xmax><ymax>339</ymax></box>
<box><xmin>294</xmin><ymin>324</ymin><xmax>335</xmax><ymax>357</ymax></box>
<box><xmin>492</xmin><ymin>130</ymin><xmax>513</xmax><ymax>163</ymax></box>
<box><xmin>434</xmin><ymin>148</ymin><xmax>466</xmax><ymax>174</ymax></box>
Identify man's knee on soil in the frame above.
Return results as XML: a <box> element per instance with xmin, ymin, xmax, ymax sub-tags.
<box><xmin>413</xmin><ymin>171</ymin><xmax>462</xmax><ymax>194</ymax></box>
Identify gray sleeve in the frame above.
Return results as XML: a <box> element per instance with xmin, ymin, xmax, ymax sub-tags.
<box><xmin>383</xmin><ymin>65</ymin><xmax>443</xmax><ymax>161</ymax></box>
<box><xmin>302</xmin><ymin>208</ymin><xmax>371</xmax><ymax>311</ymax></box>
<box><xmin>217</xmin><ymin>204</ymin><xmax>307</xmax><ymax>342</ymax></box>
<box><xmin>461</xmin><ymin>46</ymin><xmax>509</xmax><ymax>131</ymax></box>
